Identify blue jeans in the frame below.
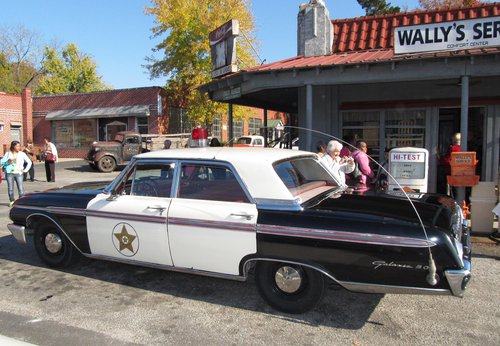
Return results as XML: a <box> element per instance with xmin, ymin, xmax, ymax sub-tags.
<box><xmin>6</xmin><ymin>173</ymin><xmax>24</xmax><ymax>202</ymax></box>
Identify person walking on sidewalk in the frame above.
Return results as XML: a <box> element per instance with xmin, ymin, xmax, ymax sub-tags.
<box><xmin>23</xmin><ymin>138</ymin><xmax>35</xmax><ymax>182</ymax></box>
<box><xmin>43</xmin><ymin>137</ymin><xmax>58</xmax><ymax>182</ymax></box>
<box><xmin>1</xmin><ymin>141</ymin><xmax>32</xmax><ymax>207</ymax></box>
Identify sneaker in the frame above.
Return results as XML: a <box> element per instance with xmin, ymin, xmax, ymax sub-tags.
<box><xmin>9</xmin><ymin>201</ymin><xmax>14</xmax><ymax>207</ymax></box>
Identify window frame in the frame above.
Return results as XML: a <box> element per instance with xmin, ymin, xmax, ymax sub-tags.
<box><xmin>176</xmin><ymin>160</ymin><xmax>254</xmax><ymax>204</ymax></box>
<box><xmin>130</xmin><ymin>162</ymin><xmax>177</xmax><ymax>198</ymax></box>
<box><xmin>107</xmin><ymin>158</ymin><xmax>254</xmax><ymax>204</ymax></box>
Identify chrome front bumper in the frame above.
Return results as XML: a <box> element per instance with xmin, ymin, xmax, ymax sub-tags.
<box><xmin>7</xmin><ymin>224</ymin><xmax>28</xmax><ymax>245</ymax></box>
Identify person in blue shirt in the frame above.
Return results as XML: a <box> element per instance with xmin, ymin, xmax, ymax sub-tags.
<box><xmin>1</xmin><ymin>141</ymin><xmax>32</xmax><ymax>207</ymax></box>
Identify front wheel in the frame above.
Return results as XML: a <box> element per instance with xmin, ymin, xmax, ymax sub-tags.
<box><xmin>33</xmin><ymin>222</ymin><xmax>79</xmax><ymax>268</ymax></box>
<box><xmin>255</xmin><ymin>261</ymin><xmax>325</xmax><ymax>314</ymax></box>
<box><xmin>97</xmin><ymin>155</ymin><xmax>116</xmax><ymax>173</ymax></box>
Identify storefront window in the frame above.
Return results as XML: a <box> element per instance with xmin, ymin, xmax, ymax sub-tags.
<box><xmin>233</xmin><ymin>120</ymin><xmax>243</xmax><ymax>139</ymax></box>
<box><xmin>248</xmin><ymin>118</ymin><xmax>262</xmax><ymax>135</ymax></box>
<box><xmin>342</xmin><ymin>111</ymin><xmax>380</xmax><ymax>160</ymax></box>
<box><xmin>211</xmin><ymin>118</ymin><xmax>221</xmax><ymax>139</ymax></box>
<box><xmin>53</xmin><ymin>119</ymin><xmax>97</xmax><ymax>148</ymax></box>
<box><xmin>385</xmin><ymin>110</ymin><xmax>425</xmax><ymax>149</ymax></box>
<box><xmin>53</xmin><ymin>120</ymin><xmax>74</xmax><ymax>148</ymax></box>
<box><xmin>74</xmin><ymin>119</ymin><xmax>97</xmax><ymax>148</ymax></box>
<box><xmin>137</xmin><ymin>117</ymin><xmax>148</xmax><ymax>134</ymax></box>
<box><xmin>169</xmin><ymin>108</ymin><xmax>191</xmax><ymax>134</ymax></box>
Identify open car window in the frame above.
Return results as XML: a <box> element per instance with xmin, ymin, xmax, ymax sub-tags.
<box><xmin>115</xmin><ymin>162</ymin><xmax>175</xmax><ymax>198</ymax></box>
<box><xmin>274</xmin><ymin>157</ymin><xmax>338</xmax><ymax>201</ymax></box>
<box><xmin>178</xmin><ymin>163</ymin><xmax>249</xmax><ymax>203</ymax></box>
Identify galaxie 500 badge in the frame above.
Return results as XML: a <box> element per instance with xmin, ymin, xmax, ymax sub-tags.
<box><xmin>373</xmin><ymin>261</ymin><xmax>429</xmax><ymax>270</ymax></box>
<box><xmin>112</xmin><ymin>223</ymin><xmax>139</xmax><ymax>257</ymax></box>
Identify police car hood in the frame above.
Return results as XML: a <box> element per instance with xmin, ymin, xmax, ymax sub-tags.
<box><xmin>12</xmin><ymin>181</ymin><xmax>110</xmax><ymax>211</ymax></box>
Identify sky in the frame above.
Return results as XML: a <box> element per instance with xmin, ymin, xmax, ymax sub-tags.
<box><xmin>1</xmin><ymin>0</ymin><xmax>421</xmax><ymax>89</ymax></box>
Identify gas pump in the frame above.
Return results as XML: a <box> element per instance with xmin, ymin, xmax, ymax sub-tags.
<box><xmin>388</xmin><ymin>147</ymin><xmax>429</xmax><ymax>193</ymax></box>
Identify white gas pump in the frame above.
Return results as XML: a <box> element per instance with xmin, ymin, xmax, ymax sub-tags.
<box><xmin>388</xmin><ymin>147</ymin><xmax>429</xmax><ymax>193</ymax></box>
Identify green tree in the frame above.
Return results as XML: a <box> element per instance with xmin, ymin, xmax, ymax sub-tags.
<box><xmin>418</xmin><ymin>0</ymin><xmax>481</xmax><ymax>9</ymax></box>
<box><xmin>357</xmin><ymin>0</ymin><xmax>401</xmax><ymax>15</ymax></box>
<box><xmin>145</xmin><ymin>0</ymin><xmax>259</xmax><ymax>126</ymax></box>
<box><xmin>36</xmin><ymin>43</ymin><xmax>109</xmax><ymax>95</ymax></box>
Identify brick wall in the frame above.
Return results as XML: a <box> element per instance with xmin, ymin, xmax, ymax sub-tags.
<box><xmin>0</xmin><ymin>92</ymin><xmax>24</xmax><ymax>155</ymax></box>
<box><xmin>32</xmin><ymin>113</ymin><xmax>52</xmax><ymax>146</ymax></box>
<box><xmin>21</xmin><ymin>88</ymin><xmax>33</xmax><ymax>143</ymax></box>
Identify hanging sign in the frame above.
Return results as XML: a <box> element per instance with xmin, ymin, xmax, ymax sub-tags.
<box><xmin>395</xmin><ymin>16</ymin><xmax>500</xmax><ymax>54</ymax></box>
<box><xmin>209</xmin><ymin>19</ymin><xmax>239</xmax><ymax>79</ymax></box>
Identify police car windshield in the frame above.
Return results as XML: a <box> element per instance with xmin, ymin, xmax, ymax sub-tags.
<box><xmin>273</xmin><ymin>157</ymin><xmax>338</xmax><ymax>201</ymax></box>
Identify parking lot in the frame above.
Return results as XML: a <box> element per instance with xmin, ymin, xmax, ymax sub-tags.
<box><xmin>0</xmin><ymin>160</ymin><xmax>499</xmax><ymax>345</ymax></box>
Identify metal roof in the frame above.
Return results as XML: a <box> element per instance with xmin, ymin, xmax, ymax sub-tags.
<box><xmin>46</xmin><ymin>105</ymin><xmax>150</xmax><ymax>120</ymax></box>
<box><xmin>243</xmin><ymin>2</ymin><xmax>500</xmax><ymax>73</ymax></box>
<box><xmin>33</xmin><ymin>87</ymin><xmax>163</xmax><ymax>112</ymax></box>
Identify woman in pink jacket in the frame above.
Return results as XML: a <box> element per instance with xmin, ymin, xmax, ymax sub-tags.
<box><xmin>351</xmin><ymin>141</ymin><xmax>374</xmax><ymax>187</ymax></box>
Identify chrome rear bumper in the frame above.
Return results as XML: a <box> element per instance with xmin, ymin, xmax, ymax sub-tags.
<box><xmin>445</xmin><ymin>223</ymin><xmax>472</xmax><ymax>297</ymax></box>
<box><xmin>444</xmin><ymin>259</ymin><xmax>472</xmax><ymax>297</ymax></box>
<box><xmin>7</xmin><ymin>224</ymin><xmax>28</xmax><ymax>244</ymax></box>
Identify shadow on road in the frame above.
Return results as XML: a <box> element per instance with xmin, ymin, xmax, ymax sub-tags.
<box><xmin>0</xmin><ymin>233</ymin><xmax>383</xmax><ymax>329</ymax></box>
<box><xmin>64</xmin><ymin>163</ymin><xmax>125</xmax><ymax>173</ymax></box>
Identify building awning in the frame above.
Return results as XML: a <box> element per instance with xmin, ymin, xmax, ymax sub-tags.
<box><xmin>46</xmin><ymin>105</ymin><xmax>150</xmax><ymax>120</ymax></box>
<box><xmin>267</xmin><ymin>119</ymin><xmax>283</xmax><ymax>128</ymax></box>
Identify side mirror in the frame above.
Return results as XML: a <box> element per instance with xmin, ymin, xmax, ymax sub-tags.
<box><xmin>106</xmin><ymin>189</ymin><xmax>119</xmax><ymax>201</ymax></box>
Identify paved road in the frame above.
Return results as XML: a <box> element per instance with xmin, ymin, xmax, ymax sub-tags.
<box><xmin>0</xmin><ymin>160</ymin><xmax>499</xmax><ymax>345</ymax></box>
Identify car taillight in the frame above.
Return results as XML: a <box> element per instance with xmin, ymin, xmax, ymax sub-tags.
<box><xmin>190</xmin><ymin>128</ymin><xmax>208</xmax><ymax>147</ymax></box>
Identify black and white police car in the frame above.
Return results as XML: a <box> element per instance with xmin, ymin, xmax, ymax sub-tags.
<box><xmin>8</xmin><ymin>147</ymin><xmax>471</xmax><ymax>313</ymax></box>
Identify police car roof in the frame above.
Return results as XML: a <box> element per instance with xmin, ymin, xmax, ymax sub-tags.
<box><xmin>136</xmin><ymin>147</ymin><xmax>318</xmax><ymax>201</ymax></box>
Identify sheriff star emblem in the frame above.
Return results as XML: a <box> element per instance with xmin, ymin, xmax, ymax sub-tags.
<box><xmin>112</xmin><ymin>223</ymin><xmax>139</xmax><ymax>257</ymax></box>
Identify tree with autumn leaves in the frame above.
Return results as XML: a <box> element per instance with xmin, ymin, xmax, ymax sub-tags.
<box><xmin>357</xmin><ymin>0</ymin><xmax>484</xmax><ymax>15</ymax></box>
<box><xmin>145</xmin><ymin>0</ymin><xmax>259</xmax><ymax>127</ymax></box>
<box><xmin>418</xmin><ymin>0</ymin><xmax>482</xmax><ymax>9</ymax></box>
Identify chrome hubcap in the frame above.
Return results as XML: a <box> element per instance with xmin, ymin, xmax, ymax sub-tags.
<box><xmin>45</xmin><ymin>233</ymin><xmax>62</xmax><ymax>254</ymax></box>
<box><xmin>275</xmin><ymin>266</ymin><xmax>302</xmax><ymax>294</ymax></box>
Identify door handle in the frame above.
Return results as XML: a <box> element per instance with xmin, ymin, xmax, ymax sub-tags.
<box><xmin>147</xmin><ymin>205</ymin><xmax>167</xmax><ymax>216</ymax></box>
<box><xmin>230</xmin><ymin>213</ymin><xmax>254</xmax><ymax>220</ymax></box>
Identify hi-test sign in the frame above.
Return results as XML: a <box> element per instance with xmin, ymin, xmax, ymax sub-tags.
<box><xmin>395</xmin><ymin>16</ymin><xmax>500</xmax><ymax>54</ymax></box>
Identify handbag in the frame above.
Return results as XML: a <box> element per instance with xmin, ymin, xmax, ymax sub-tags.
<box><xmin>45</xmin><ymin>153</ymin><xmax>55</xmax><ymax>162</ymax></box>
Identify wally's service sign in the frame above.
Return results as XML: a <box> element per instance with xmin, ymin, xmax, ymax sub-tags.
<box><xmin>395</xmin><ymin>16</ymin><xmax>500</xmax><ymax>54</ymax></box>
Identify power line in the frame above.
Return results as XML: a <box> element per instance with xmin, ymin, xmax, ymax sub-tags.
<box><xmin>240</xmin><ymin>30</ymin><xmax>265</xmax><ymax>65</ymax></box>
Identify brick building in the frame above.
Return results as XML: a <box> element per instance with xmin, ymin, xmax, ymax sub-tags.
<box><xmin>1</xmin><ymin>86</ymin><xmax>285</xmax><ymax>158</ymax></box>
<box><xmin>32</xmin><ymin>87</ymin><xmax>169</xmax><ymax>158</ymax></box>
<box><xmin>0</xmin><ymin>89</ymin><xmax>33</xmax><ymax>155</ymax></box>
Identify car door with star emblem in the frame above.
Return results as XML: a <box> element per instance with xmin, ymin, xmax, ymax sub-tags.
<box><xmin>86</xmin><ymin>161</ymin><xmax>175</xmax><ymax>265</ymax></box>
<box><xmin>167</xmin><ymin>162</ymin><xmax>257</xmax><ymax>275</ymax></box>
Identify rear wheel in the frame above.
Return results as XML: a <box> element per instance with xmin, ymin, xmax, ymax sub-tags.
<box><xmin>33</xmin><ymin>222</ymin><xmax>79</xmax><ymax>268</ymax></box>
<box><xmin>97</xmin><ymin>156</ymin><xmax>116</xmax><ymax>173</ymax></box>
<box><xmin>255</xmin><ymin>261</ymin><xmax>325</xmax><ymax>314</ymax></box>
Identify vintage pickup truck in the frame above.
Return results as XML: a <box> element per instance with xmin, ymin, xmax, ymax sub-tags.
<box><xmin>86</xmin><ymin>131</ymin><xmax>186</xmax><ymax>172</ymax></box>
